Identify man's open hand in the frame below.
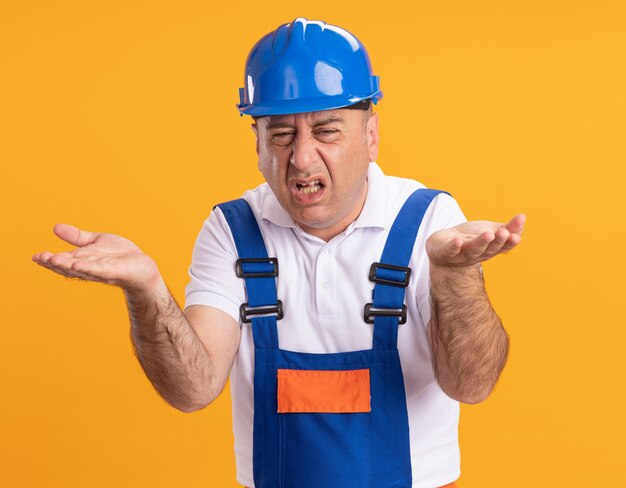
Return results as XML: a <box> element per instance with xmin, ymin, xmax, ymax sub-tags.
<box><xmin>32</xmin><ymin>224</ymin><xmax>160</xmax><ymax>292</ymax></box>
<box><xmin>426</xmin><ymin>214</ymin><xmax>526</xmax><ymax>268</ymax></box>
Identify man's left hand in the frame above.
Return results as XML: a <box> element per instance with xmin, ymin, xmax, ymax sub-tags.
<box><xmin>426</xmin><ymin>214</ymin><xmax>526</xmax><ymax>268</ymax></box>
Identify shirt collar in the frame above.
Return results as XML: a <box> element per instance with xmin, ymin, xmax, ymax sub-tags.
<box><xmin>258</xmin><ymin>161</ymin><xmax>388</xmax><ymax>231</ymax></box>
<box><xmin>352</xmin><ymin>161</ymin><xmax>387</xmax><ymax>230</ymax></box>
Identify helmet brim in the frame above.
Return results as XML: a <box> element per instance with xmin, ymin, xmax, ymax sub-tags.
<box><xmin>238</xmin><ymin>92</ymin><xmax>382</xmax><ymax>117</ymax></box>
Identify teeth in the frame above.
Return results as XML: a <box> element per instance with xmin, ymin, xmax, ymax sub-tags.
<box><xmin>298</xmin><ymin>180</ymin><xmax>320</xmax><ymax>187</ymax></box>
<box><xmin>297</xmin><ymin>180</ymin><xmax>322</xmax><ymax>193</ymax></box>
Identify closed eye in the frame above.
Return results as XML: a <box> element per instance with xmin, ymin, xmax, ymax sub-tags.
<box><xmin>270</xmin><ymin>132</ymin><xmax>296</xmax><ymax>146</ymax></box>
<box><xmin>315</xmin><ymin>129</ymin><xmax>341</xmax><ymax>141</ymax></box>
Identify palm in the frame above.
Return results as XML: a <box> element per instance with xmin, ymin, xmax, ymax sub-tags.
<box><xmin>426</xmin><ymin>214</ymin><xmax>526</xmax><ymax>267</ymax></box>
<box><xmin>32</xmin><ymin>223</ymin><xmax>159</xmax><ymax>292</ymax></box>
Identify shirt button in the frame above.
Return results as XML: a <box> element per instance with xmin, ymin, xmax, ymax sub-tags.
<box><xmin>322</xmin><ymin>250</ymin><xmax>329</xmax><ymax>256</ymax></box>
<box><xmin>321</xmin><ymin>281</ymin><xmax>329</xmax><ymax>289</ymax></box>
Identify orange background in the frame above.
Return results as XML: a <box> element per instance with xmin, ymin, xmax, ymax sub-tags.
<box><xmin>2</xmin><ymin>1</ymin><xmax>625</xmax><ymax>486</ymax></box>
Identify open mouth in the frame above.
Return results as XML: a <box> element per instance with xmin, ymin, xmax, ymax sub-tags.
<box><xmin>296</xmin><ymin>179</ymin><xmax>324</xmax><ymax>194</ymax></box>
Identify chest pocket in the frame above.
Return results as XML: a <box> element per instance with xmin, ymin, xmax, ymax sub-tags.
<box><xmin>275</xmin><ymin>365</ymin><xmax>372</xmax><ymax>488</ymax></box>
<box><xmin>277</xmin><ymin>368</ymin><xmax>371</xmax><ymax>413</ymax></box>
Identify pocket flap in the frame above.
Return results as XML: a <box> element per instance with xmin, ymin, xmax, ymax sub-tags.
<box><xmin>277</xmin><ymin>369</ymin><xmax>371</xmax><ymax>413</ymax></box>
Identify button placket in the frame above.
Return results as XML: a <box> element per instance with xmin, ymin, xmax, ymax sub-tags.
<box><xmin>316</xmin><ymin>245</ymin><xmax>337</xmax><ymax>318</ymax></box>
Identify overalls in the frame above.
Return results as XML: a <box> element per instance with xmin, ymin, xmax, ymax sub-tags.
<box><xmin>218</xmin><ymin>188</ymin><xmax>446</xmax><ymax>488</ymax></box>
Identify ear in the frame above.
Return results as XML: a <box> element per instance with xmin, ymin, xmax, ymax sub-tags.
<box><xmin>366</xmin><ymin>112</ymin><xmax>379</xmax><ymax>162</ymax></box>
<box><xmin>251</xmin><ymin>122</ymin><xmax>259</xmax><ymax>155</ymax></box>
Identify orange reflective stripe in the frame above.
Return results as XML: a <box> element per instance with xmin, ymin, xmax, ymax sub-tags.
<box><xmin>277</xmin><ymin>368</ymin><xmax>371</xmax><ymax>413</ymax></box>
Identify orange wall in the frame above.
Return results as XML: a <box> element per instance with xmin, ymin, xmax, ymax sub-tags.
<box><xmin>2</xmin><ymin>1</ymin><xmax>625</xmax><ymax>486</ymax></box>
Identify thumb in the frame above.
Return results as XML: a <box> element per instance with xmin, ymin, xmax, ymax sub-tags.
<box><xmin>53</xmin><ymin>223</ymin><xmax>98</xmax><ymax>247</ymax></box>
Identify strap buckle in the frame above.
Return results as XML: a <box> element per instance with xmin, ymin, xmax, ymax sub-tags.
<box><xmin>236</xmin><ymin>258</ymin><xmax>278</xmax><ymax>278</ymax></box>
<box><xmin>363</xmin><ymin>303</ymin><xmax>408</xmax><ymax>324</ymax></box>
<box><xmin>368</xmin><ymin>262</ymin><xmax>411</xmax><ymax>287</ymax></box>
<box><xmin>240</xmin><ymin>300</ymin><xmax>284</xmax><ymax>324</ymax></box>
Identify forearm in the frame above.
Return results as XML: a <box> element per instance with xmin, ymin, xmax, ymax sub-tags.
<box><xmin>427</xmin><ymin>263</ymin><xmax>509</xmax><ymax>404</ymax></box>
<box><xmin>125</xmin><ymin>276</ymin><xmax>214</xmax><ymax>412</ymax></box>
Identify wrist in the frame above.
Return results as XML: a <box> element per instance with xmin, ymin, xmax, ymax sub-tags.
<box><xmin>123</xmin><ymin>271</ymin><xmax>168</xmax><ymax>305</ymax></box>
<box><xmin>124</xmin><ymin>273</ymin><xmax>176</xmax><ymax>338</ymax></box>
<box><xmin>429</xmin><ymin>262</ymin><xmax>481</xmax><ymax>280</ymax></box>
<box><xmin>123</xmin><ymin>255</ymin><xmax>164</xmax><ymax>294</ymax></box>
<box><xmin>429</xmin><ymin>262</ymin><xmax>485</xmax><ymax>298</ymax></box>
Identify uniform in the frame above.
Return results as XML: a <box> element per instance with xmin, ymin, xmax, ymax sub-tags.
<box><xmin>184</xmin><ymin>162</ymin><xmax>467</xmax><ymax>487</ymax></box>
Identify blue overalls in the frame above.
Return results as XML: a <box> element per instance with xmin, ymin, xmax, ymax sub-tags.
<box><xmin>217</xmin><ymin>188</ymin><xmax>445</xmax><ymax>488</ymax></box>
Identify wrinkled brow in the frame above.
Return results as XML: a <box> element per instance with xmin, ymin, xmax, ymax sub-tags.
<box><xmin>266</xmin><ymin>116</ymin><xmax>346</xmax><ymax>129</ymax></box>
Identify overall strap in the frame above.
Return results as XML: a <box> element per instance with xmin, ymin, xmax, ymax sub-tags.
<box><xmin>368</xmin><ymin>188</ymin><xmax>449</xmax><ymax>350</ymax></box>
<box><xmin>216</xmin><ymin>199</ymin><xmax>280</xmax><ymax>350</ymax></box>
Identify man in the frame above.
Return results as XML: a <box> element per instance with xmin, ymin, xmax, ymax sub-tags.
<box><xmin>33</xmin><ymin>18</ymin><xmax>524</xmax><ymax>488</ymax></box>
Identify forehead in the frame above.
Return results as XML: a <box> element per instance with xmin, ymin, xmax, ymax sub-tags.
<box><xmin>260</xmin><ymin>108</ymin><xmax>362</xmax><ymax>128</ymax></box>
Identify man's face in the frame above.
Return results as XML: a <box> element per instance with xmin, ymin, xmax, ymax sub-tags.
<box><xmin>252</xmin><ymin>108</ymin><xmax>379</xmax><ymax>241</ymax></box>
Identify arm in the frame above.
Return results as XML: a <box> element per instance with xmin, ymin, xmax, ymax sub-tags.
<box><xmin>126</xmin><ymin>277</ymin><xmax>240</xmax><ymax>413</ymax></box>
<box><xmin>425</xmin><ymin>214</ymin><xmax>525</xmax><ymax>404</ymax></box>
<box><xmin>33</xmin><ymin>223</ymin><xmax>240</xmax><ymax>413</ymax></box>
<box><xmin>427</xmin><ymin>263</ymin><xmax>508</xmax><ymax>404</ymax></box>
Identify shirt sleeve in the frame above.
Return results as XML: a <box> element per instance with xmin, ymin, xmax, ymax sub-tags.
<box><xmin>414</xmin><ymin>193</ymin><xmax>468</xmax><ymax>328</ymax></box>
<box><xmin>183</xmin><ymin>207</ymin><xmax>246</xmax><ymax>324</ymax></box>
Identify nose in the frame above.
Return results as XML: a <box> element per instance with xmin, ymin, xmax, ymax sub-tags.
<box><xmin>289</xmin><ymin>134</ymin><xmax>319</xmax><ymax>172</ymax></box>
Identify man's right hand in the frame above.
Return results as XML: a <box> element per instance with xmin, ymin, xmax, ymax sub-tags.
<box><xmin>33</xmin><ymin>223</ymin><xmax>241</xmax><ymax>412</ymax></box>
<box><xmin>32</xmin><ymin>223</ymin><xmax>160</xmax><ymax>293</ymax></box>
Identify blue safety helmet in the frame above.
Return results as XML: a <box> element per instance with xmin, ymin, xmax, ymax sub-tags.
<box><xmin>237</xmin><ymin>18</ymin><xmax>382</xmax><ymax>116</ymax></box>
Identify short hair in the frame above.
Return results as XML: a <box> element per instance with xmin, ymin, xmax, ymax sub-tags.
<box><xmin>343</xmin><ymin>99</ymin><xmax>372</xmax><ymax>112</ymax></box>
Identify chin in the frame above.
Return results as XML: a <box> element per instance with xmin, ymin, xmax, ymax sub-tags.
<box><xmin>294</xmin><ymin>211</ymin><xmax>334</xmax><ymax>229</ymax></box>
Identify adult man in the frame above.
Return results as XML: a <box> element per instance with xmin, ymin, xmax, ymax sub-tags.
<box><xmin>33</xmin><ymin>18</ymin><xmax>524</xmax><ymax>488</ymax></box>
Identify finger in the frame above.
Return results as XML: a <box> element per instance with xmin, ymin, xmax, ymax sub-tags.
<box><xmin>461</xmin><ymin>231</ymin><xmax>496</xmax><ymax>260</ymax></box>
<box><xmin>48</xmin><ymin>253</ymin><xmax>94</xmax><ymax>280</ymax></box>
<box><xmin>32</xmin><ymin>251</ymin><xmax>55</xmax><ymax>264</ymax></box>
<box><xmin>483</xmin><ymin>227</ymin><xmax>510</xmax><ymax>257</ymax></box>
<box><xmin>434</xmin><ymin>236</ymin><xmax>464</xmax><ymax>260</ymax></box>
<box><xmin>447</xmin><ymin>237</ymin><xmax>464</xmax><ymax>258</ymax></box>
<box><xmin>426</xmin><ymin>234</ymin><xmax>463</xmax><ymax>266</ymax></box>
<box><xmin>71</xmin><ymin>247</ymin><xmax>104</xmax><ymax>260</ymax></box>
<box><xmin>506</xmin><ymin>214</ymin><xmax>526</xmax><ymax>235</ymax></box>
<box><xmin>53</xmin><ymin>224</ymin><xmax>99</xmax><ymax>247</ymax></box>
<box><xmin>45</xmin><ymin>252</ymin><xmax>100</xmax><ymax>280</ymax></box>
<box><xmin>35</xmin><ymin>258</ymin><xmax>94</xmax><ymax>281</ymax></box>
<box><xmin>501</xmin><ymin>233</ymin><xmax>522</xmax><ymax>252</ymax></box>
<box><xmin>73</xmin><ymin>260</ymin><xmax>122</xmax><ymax>286</ymax></box>
<box><xmin>49</xmin><ymin>251</ymin><xmax>78</xmax><ymax>269</ymax></box>
<box><xmin>71</xmin><ymin>259</ymin><xmax>108</xmax><ymax>276</ymax></box>
<box><xmin>37</xmin><ymin>250</ymin><xmax>90</xmax><ymax>267</ymax></box>
<box><xmin>41</xmin><ymin>255</ymin><xmax>113</xmax><ymax>283</ymax></box>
